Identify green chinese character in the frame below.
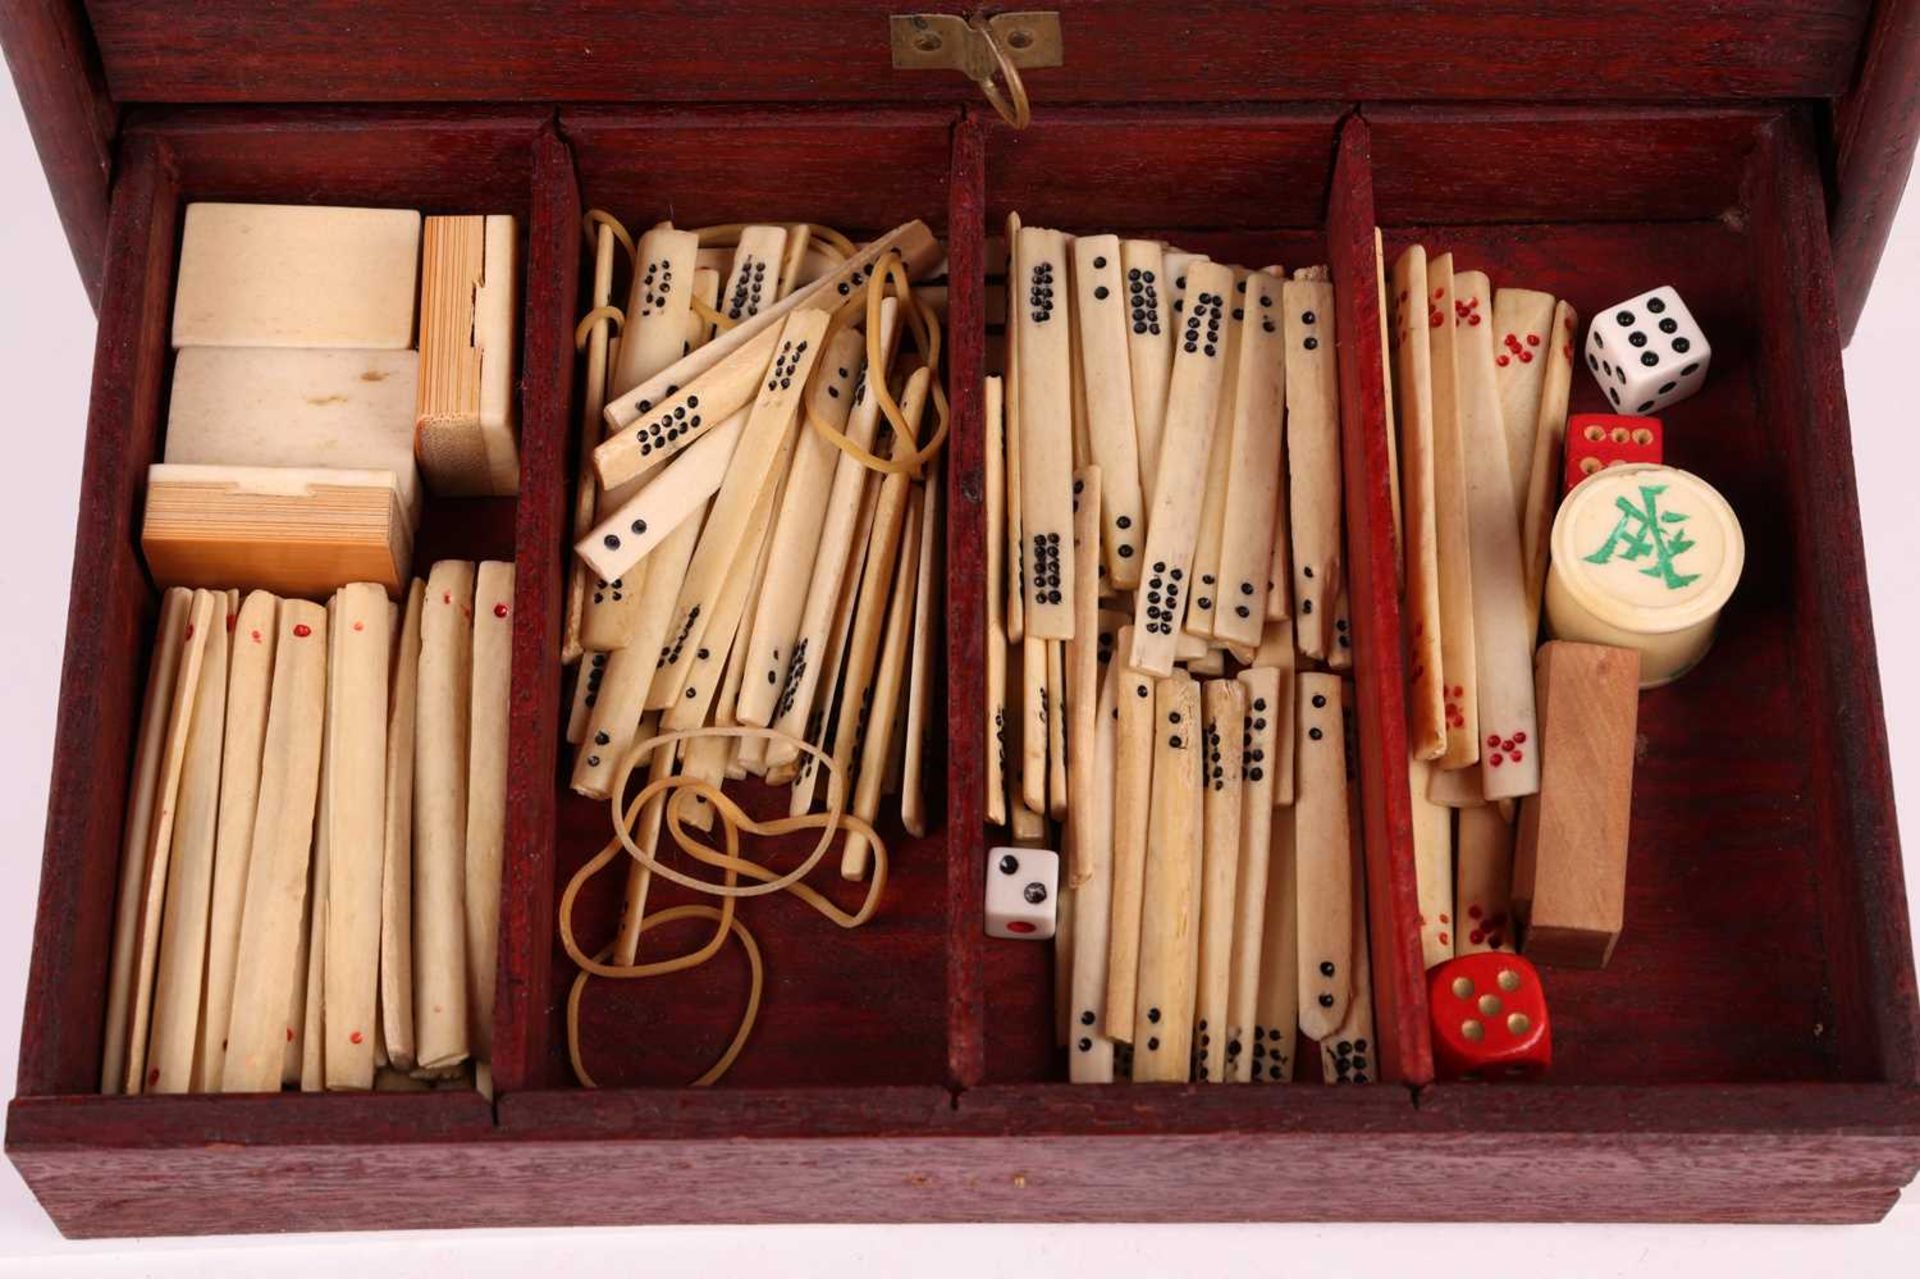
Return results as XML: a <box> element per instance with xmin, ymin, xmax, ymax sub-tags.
<box><xmin>1582</xmin><ymin>483</ymin><xmax>1699</xmax><ymax>590</ymax></box>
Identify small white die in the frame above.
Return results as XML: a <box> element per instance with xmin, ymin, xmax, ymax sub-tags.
<box><xmin>985</xmin><ymin>847</ymin><xmax>1058</xmax><ymax>940</ymax></box>
<box><xmin>1584</xmin><ymin>285</ymin><xmax>1711</xmax><ymax>416</ymax></box>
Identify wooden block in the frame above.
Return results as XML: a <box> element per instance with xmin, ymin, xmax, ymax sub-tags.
<box><xmin>1515</xmin><ymin>642</ymin><xmax>1641</xmax><ymax>968</ymax></box>
<box><xmin>143</xmin><ymin>464</ymin><xmax>412</xmax><ymax>598</ymax></box>
<box><xmin>171</xmin><ymin>202</ymin><xmax>420</xmax><ymax>350</ymax></box>
<box><xmin>165</xmin><ymin>347</ymin><xmax>423</xmax><ymax>512</ymax></box>
<box><xmin>416</xmin><ymin>214</ymin><xmax>520</xmax><ymax>497</ymax></box>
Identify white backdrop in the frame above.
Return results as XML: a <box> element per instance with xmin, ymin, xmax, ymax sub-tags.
<box><xmin>0</xmin><ymin>75</ymin><xmax>1914</xmax><ymax>1275</ymax></box>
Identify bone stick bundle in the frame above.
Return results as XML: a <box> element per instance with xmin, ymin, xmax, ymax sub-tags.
<box><xmin>1383</xmin><ymin>237</ymin><xmax>1577</xmax><ymax>961</ymax></box>
<box><xmin>986</xmin><ymin>221</ymin><xmax>1377</xmax><ymax>1086</ymax></box>
<box><xmin>96</xmin><ymin>562</ymin><xmax>506</xmax><ymax>1095</ymax></box>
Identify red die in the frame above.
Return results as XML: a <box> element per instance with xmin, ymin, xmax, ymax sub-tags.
<box><xmin>1428</xmin><ymin>953</ymin><xmax>1552</xmax><ymax>1079</ymax></box>
<box><xmin>1563</xmin><ymin>413</ymin><xmax>1662</xmax><ymax>493</ymax></box>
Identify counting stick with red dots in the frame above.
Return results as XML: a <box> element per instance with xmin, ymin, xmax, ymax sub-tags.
<box><xmin>413</xmin><ymin>561</ymin><xmax>475</xmax><ymax>1072</ymax></box>
<box><xmin>1427</xmin><ymin>253</ymin><xmax>1482</xmax><ymax>771</ymax></box>
<box><xmin>1520</xmin><ymin>299</ymin><xmax>1580</xmax><ymax>637</ymax></box>
<box><xmin>221</xmin><ymin>598</ymin><xmax>329</xmax><ymax>1093</ymax></box>
<box><xmin>145</xmin><ymin>589</ymin><xmax>232</xmax><ymax>1094</ymax></box>
<box><xmin>198</xmin><ymin>589</ymin><xmax>279</xmax><ymax>1088</ymax></box>
<box><xmin>123</xmin><ymin>589</ymin><xmax>217</xmax><ymax>1096</ymax></box>
<box><xmin>1455</xmin><ymin>802</ymin><xmax>1518</xmax><ymax>956</ymax></box>
<box><xmin>1493</xmin><ymin>288</ymin><xmax>1558</xmax><ymax>526</ymax></box>
<box><xmin>463</xmin><ymin>564</ymin><xmax>513</xmax><ymax>1067</ymax></box>
<box><xmin>379</xmin><ymin>581</ymin><xmax>424</xmax><ymax>1071</ymax></box>
<box><xmin>1453</xmin><ymin>269</ymin><xmax>1541</xmax><ymax>803</ymax></box>
<box><xmin>101</xmin><ymin>589</ymin><xmax>193</xmax><ymax>1094</ymax></box>
<box><xmin>1391</xmin><ymin>245</ymin><xmax>1447</xmax><ymax>762</ymax></box>
<box><xmin>1408</xmin><ymin>755</ymin><xmax>1457</xmax><ymax>970</ymax></box>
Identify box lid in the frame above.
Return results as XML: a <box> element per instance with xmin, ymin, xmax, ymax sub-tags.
<box><xmin>3</xmin><ymin>0</ymin><xmax>1918</xmax><ymax>332</ymax></box>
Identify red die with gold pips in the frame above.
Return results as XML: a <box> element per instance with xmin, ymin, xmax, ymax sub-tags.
<box><xmin>1428</xmin><ymin>952</ymin><xmax>1552</xmax><ymax>1079</ymax></box>
<box><xmin>1563</xmin><ymin>413</ymin><xmax>1663</xmax><ymax>493</ymax></box>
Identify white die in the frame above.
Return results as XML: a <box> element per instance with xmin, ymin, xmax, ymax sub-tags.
<box><xmin>1584</xmin><ymin>285</ymin><xmax>1711</xmax><ymax>415</ymax></box>
<box><xmin>985</xmin><ymin>847</ymin><xmax>1059</xmax><ymax>940</ymax></box>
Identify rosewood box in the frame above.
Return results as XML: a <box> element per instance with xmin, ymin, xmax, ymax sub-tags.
<box><xmin>4</xmin><ymin>0</ymin><xmax>1918</xmax><ymax>1236</ymax></box>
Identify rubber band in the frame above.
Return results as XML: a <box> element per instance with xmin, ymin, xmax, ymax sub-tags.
<box><xmin>558</xmin><ymin>725</ymin><xmax>888</xmax><ymax>1089</ymax></box>
<box><xmin>582</xmin><ymin>208</ymin><xmax>636</xmax><ymax>262</ymax></box>
<box><xmin>573</xmin><ymin>304</ymin><xmax>625</xmax><ymax>351</ymax></box>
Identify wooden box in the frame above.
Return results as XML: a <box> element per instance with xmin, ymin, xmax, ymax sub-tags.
<box><xmin>4</xmin><ymin>1</ymin><xmax>1919</xmax><ymax>1236</ymax></box>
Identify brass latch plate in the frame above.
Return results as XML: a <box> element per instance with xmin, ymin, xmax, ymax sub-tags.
<box><xmin>889</xmin><ymin>11</ymin><xmax>1064</xmax><ymax>81</ymax></box>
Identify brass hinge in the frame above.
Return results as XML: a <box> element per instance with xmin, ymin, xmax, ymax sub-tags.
<box><xmin>890</xmin><ymin>11</ymin><xmax>1063</xmax><ymax>129</ymax></box>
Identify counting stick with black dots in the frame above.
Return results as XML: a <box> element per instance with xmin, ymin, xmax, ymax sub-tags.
<box><xmin>564</xmin><ymin>222</ymin><xmax>622</xmax><ymax>666</ymax></box>
<box><xmin>1250</xmin><ymin>803</ymin><xmax>1299</xmax><ymax>1083</ymax></box>
<box><xmin>1294</xmin><ymin>672</ymin><xmax>1353</xmax><ymax>1040</ymax></box>
<box><xmin>661</xmin><ymin>440</ymin><xmax>791</xmax><ymax>734</ymax></box>
<box><xmin>610</xmin><ymin>224</ymin><xmax>700</xmax><ymax>403</ymax></box>
<box><xmin>1019</xmin><ymin>634</ymin><xmax>1049</xmax><ymax>818</ymax></box>
<box><xmin>1015</xmin><ymin>225</ymin><xmax>1077</xmax><ymax>642</ymax></box>
<box><xmin>1193</xmin><ymin>678</ymin><xmax>1247</xmax><ymax>1084</ymax></box>
<box><xmin>1252</xmin><ymin>618</ymin><xmax>1298</xmax><ymax>806</ymax></box>
<box><xmin>1184</xmin><ymin>266</ymin><xmax>1251</xmax><ymax>647</ymax></box>
<box><xmin>822</xmin><ymin>371</ymin><xmax>929</xmax><ymax>875</ymax></box>
<box><xmin>1102</xmin><ymin>627</ymin><xmax>1156</xmax><ymax>1042</ymax></box>
<box><xmin>1045</xmin><ymin>638</ymin><xmax>1069</xmax><ymax>823</ymax></box>
<box><xmin>1327</xmin><ymin>574</ymin><xmax>1355</xmax><ymax>674</ymax></box>
<box><xmin>1068</xmin><ymin>659</ymin><xmax>1121</xmax><ymax>1084</ymax></box>
<box><xmin>610</xmin><ymin>718</ymin><xmax>675</xmax><ymax>965</ymax></box>
<box><xmin>1214</xmin><ymin>265</ymin><xmax>1291</xmax><ymax>651</ymax></box>
<box><xmin>719</xmin><ymin>225</ymin><xmax>787</xmax><ymax>328</ymax></box>
<box><xmin>571</xmin><ymin>513</ymin><xmax>702</xmax><ymax>798</ymax></box>
<box><xmin>600</xmin><ymin>219</ymin><xmax>939</xmax><ymax>446</ymax></box>
<box><xmin>1070</xmin><ymin>236</ymin><xmax>1146</xmax><ymax>591</ymax></box>
<box><xmin>734</xmin><ymin>326</ymin><xmax>870</xmax><ymax>728</ymax></box>
<box><xmin>1131</xmin><ymin>672</ymin><xmax>1202</xmax><ymax>1082</ymax></box>
<box><xmin>765</xmin><ymin>303</ymin><xmax>905</xmax><ymax>772</ymax></box>
<box><xmin>777</xmin><ymin>475</ymin><xmax>879</xmax><ymax>799</ymax></box>
<box><xmin>1128</xmin><ymin>259</ymin><xmax>1236</xmax><ymax>677</ymax></box>
<box><xmin>1064</xmin><ymin>466</ymin><xmax>1104</xmax><ymax>884</ymax></box>
<box><xmin>1284</xmin><ymin>277</ymin><xmax>1343</xmax><ymax>664</ymax></box>
<box><xmin>900</xmin><ymin>454</ymin><xmax>943</xmax><ymax>840</ymax></box>
<box><xmin>1319</xmin><ymin>792</ymin><xmax>1376</xmax><ymax>1087</ymax></box>
<box><xmin>1426</xmin><ymin>252</ymin><xmax>1482</xmax><ymax>770</ymax></box>
<box><xmin>1225</xmin><ymin>665</ymin><xmax>1281</xmax><ymax>1082</ymax></box>
<box><xmin>1120</xmin><ymin>239</ymin><xmax>1174</xmax><ymax>507</ymax></box>
<box><xmin>651</xmin><ymin>311</ymin><xmax>830</xmax><ymax>710</ymax></box>
<box><xmin>1452</xmin><ymin>269</ymin><xmax>1540</xmax><ymax>804</ymax></box>
<box><xmin>578</xmin><ymin>405</ymin><xmax>750</xmax><ymax>585</ymax></box>
<box><xmin>842</xmin><ymin>481</ymin><xmax>925</xmax><ymax>879</ymax></box>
